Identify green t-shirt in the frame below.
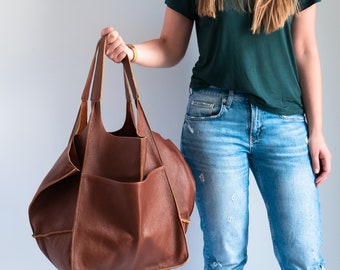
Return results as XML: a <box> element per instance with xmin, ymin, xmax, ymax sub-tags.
<box><xmin>165</xmin><ymin>0</ymin><xmax>320</xmax><ymax>115</ymax></box>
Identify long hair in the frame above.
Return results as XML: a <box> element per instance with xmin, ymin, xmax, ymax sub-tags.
<box><xmin>197</xmin><ymin>0</ymin><xmax>299</xmax><ymax>34</ymax></box>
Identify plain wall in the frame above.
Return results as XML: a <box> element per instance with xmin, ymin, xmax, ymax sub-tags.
<box><xmin>0</xmin><ymin>0</ymin><xmax>338</xmax><ymax>269</ymax></box>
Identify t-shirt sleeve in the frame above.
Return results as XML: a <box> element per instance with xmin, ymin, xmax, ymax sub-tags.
<box><xmin>299</xmin><ymin>0</ymin><xmax>321</xmax><ymax>11</ymax></box>
<box><xmin>165</xmin><ymin>0</ymin><xmax>197</xmax><ymax>20</ymax></box>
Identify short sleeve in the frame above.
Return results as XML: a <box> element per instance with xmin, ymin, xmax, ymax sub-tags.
<box><xmin>165</xmin><ymin>0</ymin><xmax>197</xmax><ymax>20</ymax></box>
<box><xmin>299</xmin><ymin>0</ymin><xmax>321</xmax><ymax>11</ymax></box>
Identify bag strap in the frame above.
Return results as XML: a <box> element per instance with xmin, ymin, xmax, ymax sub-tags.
<box><xmin>73</xmin><ymin>37</ymin><xmax>166</xmax><ymax>168</ymax></box>
<box><xmin>122</xmin><ymin>57</ymin><xmax>139</xmax><ymax>101</ymax></box>
<box><xmin>70</xmin><ymin>37</ymin><xmax>106</xmax><ymax>136</ymax></box>
<box><xmin>122</xmin><ymin>57</ymin><xmax>165</xmax><ymax>168</ymax></box>
<box><xmin>90</xmin><ymin>37</ymin><xmax>106</xmax><ymax>102</ymax></box>
<box><xmin>81</xmin><ymin>41</ymin><xmax>99</xmax><ymax>102</ymax></box>
<box><xmin>69</xmin><ymin>38</ymin><xmax>101</xmax><ymax>138</ymax></box>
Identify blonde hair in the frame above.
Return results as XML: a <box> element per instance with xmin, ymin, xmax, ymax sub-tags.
<box><xmin>198</xmin><ymin>0</ymin><xmax>299</xmax><ymax>34</ymax></box>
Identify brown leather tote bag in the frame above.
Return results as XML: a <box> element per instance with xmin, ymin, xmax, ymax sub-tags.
<box><xmin>28</xmin><ymin>37</ymin><xmax>196</xmax><ymax>270</ymax></box>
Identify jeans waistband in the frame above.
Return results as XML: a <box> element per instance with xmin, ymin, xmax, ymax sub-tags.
<box><xmin>191</xmin><ymin>87</ymin><xmax>249</xmax><ymax>102</ymax></box>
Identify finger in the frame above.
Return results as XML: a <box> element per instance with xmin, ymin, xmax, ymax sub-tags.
<box><xmin>106</xmin><ymin>43</ymin><xmax>127</xmax><ymax>63</ymax></box>
<box><xmin>106</xmin><ymin>38</ymin><xmax>123</xmax><ymax>56</ymax></box>
<box><xmin>106</xmin><ymin>30</ymin><xmax>120</xmax><ymax>45</ymax></box>
<box><xmin>311</xmin><ymin>153</ymin><xmax>320</xmax><ymax>175</ymax></box>
<box><xmin>315</xmin><ymin>171</ymin><xmax>328</xmax><ymax>186</ymax></box>
<box><xmin>116</xmin><ymin>50</ymin><xmax>128</xmax><ymax>62</ymax></box>
<box><xmin>101</xmin><ymin>26</ymin><xmax>114</xmax><ymax>37</ymax></box>
<box><xmin>315</xmin><ymin>157</ymin><xmax>331</xmax><ymax>186</ymax></box>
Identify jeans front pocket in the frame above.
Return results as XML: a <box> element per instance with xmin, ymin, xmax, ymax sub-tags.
<box><xmin>185</xmin><ymin>90</ymin><xmax>227</xmax><ymax>121</ymax></box>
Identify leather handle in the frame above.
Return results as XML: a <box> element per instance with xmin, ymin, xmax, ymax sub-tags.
<box><xmin>79</xmin><ymin>36</ymin><xmax>106</xmax><ymax>103</ymax></box>
<box><xmin>68</xmin><ymin>36</ymin><xmax>167</xmax><ymax>175</ymax></box>
<box><xmin>121</xmin><ymin>56</ymin><xmax>165</xmax><ymax>168</ymax></box>
<box><xmin>76</xmin><ymin>37</ymin><xmax>164</xmax><ymax>169</ymax></box>
<box><xmin>72</xmin><ymin>37</ymin><xmax>104</xmax><ymax>135</ymax></box>
<box><xmin>82</xmin><ymin>37</ymin><xmax>139</xmax><ymax>103</ymax></box>
<box><xmin>81</xmin><ymin>38</ymin><xmax>102</xmax><ymax>102</ymax></box>
<box><xmin>90</xmin><ymin>37</ymin><xmax>106</xmax><ymax>102</ymax></box>
<box><xmin>122</xmin><ymin>57</ymin><xmax>139</xmax><ymax>101</ymax></box>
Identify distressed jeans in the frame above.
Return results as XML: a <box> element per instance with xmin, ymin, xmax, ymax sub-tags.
<box><xmin>180</xmin><ymin>88</ymin><xmax>325</xmax><ymax>270</ymax></box>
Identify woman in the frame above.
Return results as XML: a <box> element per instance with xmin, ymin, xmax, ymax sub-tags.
<box><xmin>101</xmin><ymin>0</ymin><xmax>331</xmax><ymax>269</ymax></box>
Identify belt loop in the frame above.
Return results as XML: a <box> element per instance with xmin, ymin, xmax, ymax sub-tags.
<box><xmin>225</xmin><ymin>90</ymin><xmax>233</xmax><ymax>108</ymax></box>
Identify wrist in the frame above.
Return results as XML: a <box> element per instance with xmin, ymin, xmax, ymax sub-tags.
<box><xmin>304</xmin><ymin>114</ymin><xmax>323</xmax><ymax>135</ymax></box>
<box><xmin>307</xmin><ymin>123</ymin><xmax>324</xmax><ymax>138</ymax></box>
<box><xmin>127</xmin><ymin>44</ymin><xmax>137</xmax><ymax>63</ymax></box>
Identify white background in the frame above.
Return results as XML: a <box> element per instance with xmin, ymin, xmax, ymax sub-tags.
<box><xmin>0</xmin><ymin>0</ymin><xmax>338</xmax><ymax>269</ymax></box>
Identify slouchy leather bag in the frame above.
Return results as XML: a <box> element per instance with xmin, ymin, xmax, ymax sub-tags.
<box><xmin>28</xmin><ymin>37</ymin><xmax>196</xmax><ymax>270</ymax></box>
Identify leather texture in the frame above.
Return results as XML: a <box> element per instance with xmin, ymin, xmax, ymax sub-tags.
<box><xmin>28</xmin><ymin>37</ymin><xmax>196</xmax><ymax>270</ymax></box>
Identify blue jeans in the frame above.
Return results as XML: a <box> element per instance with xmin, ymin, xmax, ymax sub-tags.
<box><xmin>180</xmin><ymin>88</ymin><xmax>324</xmax><ymax>270</ymax></box>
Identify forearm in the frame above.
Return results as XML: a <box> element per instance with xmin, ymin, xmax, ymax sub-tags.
<box><xmin>127</xmin><ymin>7</ymin><xmax>193</xmax><ymax>68</ymax></box>
<box><xmin>127</xmin><ymin>39</ymin><xmax>183</xmax><ymax>68</ymax></box>
<box><xmin>103</xmin><ymin>7</ymin><xmax>193</xmax><ymax>68</ymax></box>
<box><xmin>297</xmin><ymin>48</ymin><xmax>323</xmax><ymax>135</ymax></box>
<box><xmin>292</xmin><ymin>5</ymin><xmax>323</xmax><ymax>135</ymax></box>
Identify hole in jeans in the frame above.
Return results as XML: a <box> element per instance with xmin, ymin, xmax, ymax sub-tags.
<box><xmin>210</xmin><ymin>261</ymin><xmax>223</xmax><ymax>269</ymax></box>
<box><xmin>199</xmin><ymin>173</ymin><xmax>205</xmax><ymax>183</ymax></box>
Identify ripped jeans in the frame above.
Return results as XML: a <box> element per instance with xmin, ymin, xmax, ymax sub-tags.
<box><xmin>180</xmin><ymin>88</ymin><xmax>325</xmax><ymax>270</ymax></box>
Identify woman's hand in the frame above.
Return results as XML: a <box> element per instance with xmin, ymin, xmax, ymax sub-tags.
<box><xmin>100</xmin><ymin>27</ymin><xmax>132</xmax><ymax>63</ymax></box>
<box><xmin>308</xmin><ymin>132</ymin><xmax>332</xmax><ymax>186</ymax></box>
